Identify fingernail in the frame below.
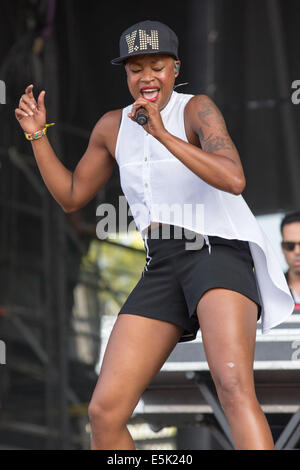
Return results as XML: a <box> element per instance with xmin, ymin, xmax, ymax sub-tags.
<box><xmin>29</xmin><ymin>111</ymin><xmax>34</xmax><ymax>116</ymax></box>
<box><xmin>31</xmin><ymin>105</ymin><xmax>35</xmax><ymax>110</ymax></box>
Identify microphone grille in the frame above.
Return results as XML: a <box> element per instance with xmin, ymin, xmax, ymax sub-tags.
<box><xmin>136</xmin><ymin>113</ymin><xmax>148</xmax><ymax>126</ymax></box>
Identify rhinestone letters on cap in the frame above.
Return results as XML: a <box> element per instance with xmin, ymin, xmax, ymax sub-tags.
<box><xmin>125</xmin><ymin>31</ymin><xmax>138</xmax><ymax>53</ymax></box>
<box><xmin>139</xmin><ymin>30</ymin><xmax>159</xmax><ymax>50</ymax></box>
<box><xmin>125</xmin><ymin>29</ymin><xmax>159</xmax><ymax>54</ymax></box>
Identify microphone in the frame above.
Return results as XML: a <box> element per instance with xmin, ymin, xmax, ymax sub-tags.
<box><xmin>136</xmin><ymin>107</ymin><xmax>148</xmax><ymax>126</ymax></box>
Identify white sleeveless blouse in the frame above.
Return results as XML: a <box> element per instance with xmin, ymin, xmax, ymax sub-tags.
<box><xmin>115</xmin><ymin>90</ymin><xmax>294</xmax><ymax>334</ymax></box>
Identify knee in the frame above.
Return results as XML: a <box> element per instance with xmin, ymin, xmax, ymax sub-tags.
<box><xmin>213</xmin><ymin>370</ymin><xmax>255</xmax><ymax>413</ymax></box>
<box><xmin>88</xmin><ymin>398</ymin><xmax>115</xmax><ymax>429</ymax></box>
<box><xmin>88</xmin><ymin>402</ymin><xmax>104</xmax><ymax>427</ymax></box>
<box><xmin>88</xmin><ymin>394</ymin><xmax>130</xmax><ymax>431</ymax></box>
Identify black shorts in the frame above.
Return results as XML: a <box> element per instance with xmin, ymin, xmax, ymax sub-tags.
<box><xmin>118</xmin><ymin>224</ymin><xmax>262</xmax><ymax>343</ymax></box>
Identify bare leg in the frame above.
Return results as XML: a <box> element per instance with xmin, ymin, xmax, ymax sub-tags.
<box><xmin>90</xmin><ymin>427</ymin><xmax>135</xmax><ymax>450</ymax></box>
<box><xmin>197</xmin><ymin>288</ymin><xmax>274</xmax><ymax>450</ymax></box>
<box><xmin>88</xmin><ymin>314</ymin><xmax>184</xmax><ymax>450</ymax></box>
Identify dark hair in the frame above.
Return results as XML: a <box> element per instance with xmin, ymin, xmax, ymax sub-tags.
<box><xmin>280</xmin><ymin>210</ymin><xmax>300</xmax><ymax>234</ymax></box>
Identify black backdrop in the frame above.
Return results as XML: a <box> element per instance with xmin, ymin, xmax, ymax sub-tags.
<box><xmin>1</xmin><ymin>0</ymin><xmax>300</xmax><ymax>218</ymax></box>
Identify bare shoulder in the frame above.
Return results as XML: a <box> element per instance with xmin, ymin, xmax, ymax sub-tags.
<box><xmin>90</xmin><ymin>108</ymin><xmax>123</xmax><ymax>159</ymax></box>
<box><xmin>93</xmin><ymin>108</ymin><xmax>123</xmax><ymax>137</ymax></box>
<box><xmin>185</xmin><ymin>94</ymin><xmax>227</xmax><ymax>130</ymax></box>
<box><xmin>186</xmin><ymin>93</ymin><xmax>219</xmax><ymax>107</ymax></box>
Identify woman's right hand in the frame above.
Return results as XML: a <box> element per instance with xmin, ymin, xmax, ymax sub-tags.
<box><xmin>15</xmin><ymin>84</ymin><xmax>47</xmax><ymax>135</ymax></box>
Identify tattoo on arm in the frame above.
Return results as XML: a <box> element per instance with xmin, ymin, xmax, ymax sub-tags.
<box><xmin>197</xmin><ymin>99</ymin><xmax>227</xmax><ymax>132</ymax></box>
<box><xmin>197</xmin><ymin>98</ymin><xmax>236</xmax><ymax>155</ymax></box>
<box><xmin>199</xmin><ymin>130</ymin><xmax>236</xmax><ymax>154</ymax></box>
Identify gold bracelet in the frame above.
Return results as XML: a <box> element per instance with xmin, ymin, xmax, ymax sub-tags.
<box><xmin>24</xmin><ymin>122</ymin><xmax>55</xmax><ymax>141</ymax></box>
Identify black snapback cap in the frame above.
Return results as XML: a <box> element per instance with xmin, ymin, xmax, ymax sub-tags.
<box><xmin>111</xmin><ymin>20</ymin><xmax>179</xmax><ymax>65</ymax></box>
